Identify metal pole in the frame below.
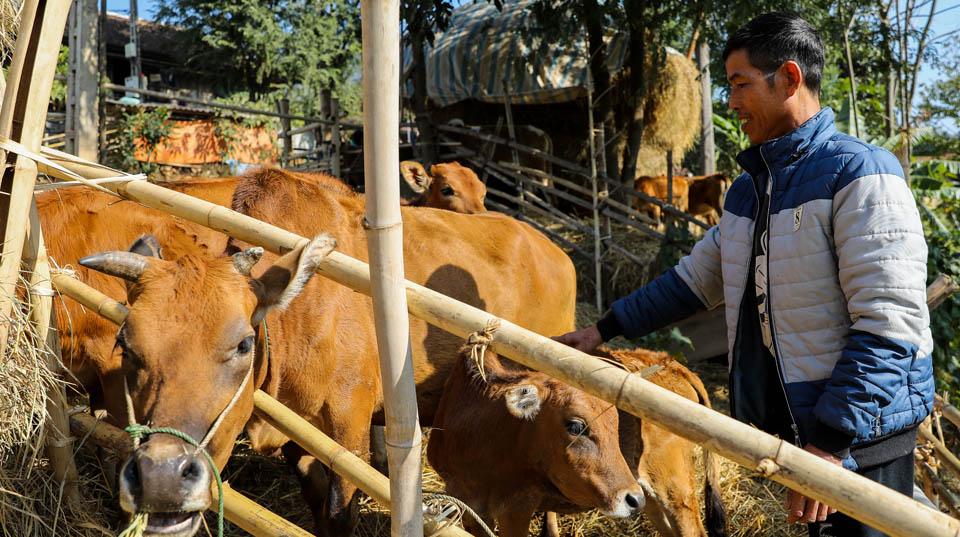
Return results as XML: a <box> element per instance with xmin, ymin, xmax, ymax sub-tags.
<box><xmin>127</xmin><ymin>0</ymin><xmax>141</xmax><ymax>91</ymax></box>
<box><xmin>360</xmin><ymin>2</ymin><xmax>424</xmax><ymax>537</ymax></box>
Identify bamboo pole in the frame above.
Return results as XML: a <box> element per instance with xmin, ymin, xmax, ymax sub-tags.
<box><xmin>0</xmin><ymin>0</ymin><xmax>79</xmax><ymax>503</ymax></box>
<box><xmin>53</xmin><ymin>275</ymin><xmax>472</xmax><ymax>537</ymax></box>
<box><xmin>360</xmin><ymin>2</ymin><xmax>423</xmax><ymax>536</ymax></box>
<box><xmin>35</xmin><ymin>157</ymin><xmax>960</xmax><ymax>537</ymax></box>
<box><xmin>0</xmin><ymin>0</ymin><xmax>71</xmax><ymax>356</ymax></box>
<box><xmin>69</xmin><ymin>412</ymin><xmax>314</xmax><ymax>537</ymax></box>
<box><xmin>921</xmin><ymin>425</ymin><xmax>960</xmax><ymax>479</ymax></box>
<box><xmin>937</xmin><ymin>395</ymin><xmax>960</xmax><ymax>431</ymax></box>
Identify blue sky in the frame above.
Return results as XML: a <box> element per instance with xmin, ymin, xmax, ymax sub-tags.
<box><xmin>113</xmin><ymin>0</ymin><xmax>957</xmax><ymax>109</ymax></box>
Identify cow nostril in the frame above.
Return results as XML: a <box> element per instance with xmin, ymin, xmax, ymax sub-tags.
<box><xmin>181</xmin><ymin>458</ymin><xmax>205</xmax><ymax>483</ymax></box>
<box><xmin>625</xmin><ymin>492</ymin><xmax>641</xmax><ymax>510</ymax></box>
<box><xmin>122</xmin><ymin>459</ymin><xmax>141</xmax><ymax>492</ymax></box>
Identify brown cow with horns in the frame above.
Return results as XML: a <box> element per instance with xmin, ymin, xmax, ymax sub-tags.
<box><xmin>76</xmin><ymin>168</ymin><xmax>635</xmax><ymax>537</ymax></box>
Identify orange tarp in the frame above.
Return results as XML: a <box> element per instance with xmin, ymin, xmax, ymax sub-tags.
<box><xmin>134</xmin><ymin>120</ymin><xmax>278</xmax><ymax>165</ymax></box>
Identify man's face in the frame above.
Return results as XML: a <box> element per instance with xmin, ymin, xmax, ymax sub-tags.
<box><xmin>725</xmin><ymin>49</ymin><xmax>789</xmax><ymax>145</ymax></box>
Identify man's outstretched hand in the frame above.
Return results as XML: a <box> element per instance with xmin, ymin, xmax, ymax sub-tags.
<box><xmin>785</xmin><ymin>444</ymin><xmax>842</xmax><ymax>524</ymax></box>
<box><xmin>553</xmin><ymin>325</ymin><xmax>603</xmax><ymax>354</ymax></box>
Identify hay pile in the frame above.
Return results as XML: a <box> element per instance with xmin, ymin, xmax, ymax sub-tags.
<box><xmin>0</xmin><ymin>281</ymin><xmax>114</xmax><ymax>537</ymax></box>
<box><xmin>0</xmin><ymin>0</ymin><xmax>19</xmax><ymax>66</ymax></box>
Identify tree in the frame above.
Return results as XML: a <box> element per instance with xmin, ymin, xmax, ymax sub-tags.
<box><xmin>401</xmin><ymin>0</ymin><xmax>457</xmax><ymax>163</ymax></box>
<box><xmin>155</xmin><ymin>0</ymin><xmax>360</xmax><ymax>108</ymax></box>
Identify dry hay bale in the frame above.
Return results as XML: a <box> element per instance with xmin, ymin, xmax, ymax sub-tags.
<box><xmin>642</xmin><ymin>49</ymin><xmax>702</xmax><ymax>156</ymax></box>
<box><xmin>1</xmin><ymin>283</ymin><xmax>116</xmax><ymax>537</ymax></box>
<box><xmin>0</xmin><ymin>0</ymin><xmax>20</xmax><ymax>65</ymax></box>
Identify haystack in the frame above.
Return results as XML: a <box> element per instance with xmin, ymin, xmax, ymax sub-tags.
<box><xmin>635</xmin><ymin>49</ymin><xmax>702</xmax><ymax>177</ymax></box>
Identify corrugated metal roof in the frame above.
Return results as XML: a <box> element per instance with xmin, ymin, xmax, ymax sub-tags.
<box><xmin>405</xmin><ymin>0</ymin><xmax>630</xmax><ymax>106</ymax></box>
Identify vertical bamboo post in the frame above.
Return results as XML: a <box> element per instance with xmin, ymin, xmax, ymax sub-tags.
<box><xmin>0</xmin><ymin>0</ymin><xmax>72</xmax><ymax>360</ymax></box>
<box><xmin>331</xmin><ymin>97</ymin><xmax>341</xmax><ymax>178</ymax></box>
<box><xmin>0</xmin><ymin>0</ymin><xmax>79</xmax><ymax>504</ymax></box>
<box><xmin>586</xmin><ymin>69</ymin><xmax>603</xmax><ymax>311</ymax></box>
<box><xmin>360</xmin><ymin>2</ymin><xmax>424</xmax><ymax>537</ymax></box>
<box><xmin>697</xmin><ymin>41</ymin><xmax>715</xmax><ymax>176</ymax></box>
<box><xmin>277</xmin><ymin>97</ymin><xmax>291</xmax><ymax>167</ymax></box>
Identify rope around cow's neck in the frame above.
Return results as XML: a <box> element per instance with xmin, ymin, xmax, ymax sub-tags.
<box><xmin>116</xmin><ymin>321</ymin><xmax>266</xmax><ymax>537</ymax></box>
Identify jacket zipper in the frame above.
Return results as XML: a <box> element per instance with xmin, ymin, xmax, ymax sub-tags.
<box><xmin>760</xmin><ymin>147</ymin><xmax>802</xmax><ymax>446</ymax></box>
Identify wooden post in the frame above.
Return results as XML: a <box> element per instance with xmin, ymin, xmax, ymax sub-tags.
<box><xmin>330</xmin><ymin>97</ymin><xmax>341</xmax><ymax>178</ymax></box>
<box><xmin>0</xmin><ymin>0</ymin><xmax>79</xmax><ymax>505</ymax></box>
<box><xmin>277</xmin><ymin>97</ymin><xmax>292</xmax><ymax>167</ymax></box>
<box><xmin>66</xmin><ymin>0</ymin><xmax>99</xmax><ymax>160</ymax></box>
<box><xmin>319</xmin><ymin>87</ymin><xmax>331</xmax><ymax>143</ymax></box>
<box><xmin>586</xmin><ymin>70</ymin><xmax>603</xmax><ymax>311</ymax></box>
<box><xmin>501</xmin><ymin>79</ymin><xmax>522</xmax><ymax>206</ymax></box>
<box><xmin>697</xmin><ymin>41</ymin><xmax>715</xmax><ymax>175</ymax></box>
<box><xmin>36</xmin><ymin>158</ymin><xmax>960</xmax><ymax>537</ymax></box>
<box><xmin>97</xmin><ymin>0</ymin><xmax>107</xmax><ymax>161</ymax></box>
<box><xmin>126</xmin><ymin>0</ymin><xmax>141</xmax><ymax>93</ymax></box>
<box><xmin>360</xmin><ymin>2</ymin><xmax>423</xmax><ymax>537</ymax></box>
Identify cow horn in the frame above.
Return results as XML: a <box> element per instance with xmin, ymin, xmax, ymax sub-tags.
<box><xmin>232</xmin><ymin>247</ymin><xmax>264</xmax><ymax>276</ymax></box>
<box><xmin>79</xmin><ymin>251</ymin><xmax>151</xmax><ymax>282</ymax></box>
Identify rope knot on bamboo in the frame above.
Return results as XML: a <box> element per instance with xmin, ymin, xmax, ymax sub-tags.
<box><xmin>462</xmin><ymin>319</ymin><xmax>501</xmax><ymax>383</ymax></box>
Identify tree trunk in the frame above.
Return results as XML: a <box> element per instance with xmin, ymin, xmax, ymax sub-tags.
<box><xmin>877</xmin><ymin>1</ymin><xmax>896</xmax><ymax>138</ymax></box>
<box><xmin>583</xmin><ymin>0</ymin><xmax>619</xmax><ymax>184</ymax></box>
<box><xmin>410</xmin><ymin>28</ymin><xmax>437</xmax><ymax>164</ymax></box>
<box><xmin>842</xmin><ymin>6</ymin><xmax>860</xmax><ymax>138</ymax></box>
<box><xmin>698</xmin><ymin>41</ymin><xmax>715</xmax><ymax>175</ymax></box>
<box><xmin>617</xmin><ymin>0</ymin><xmax>648</xmax><ymax>194</ymax></box>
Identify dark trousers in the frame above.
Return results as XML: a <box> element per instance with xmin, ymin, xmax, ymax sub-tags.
<box><xmin>807</xmin><ymin>450</ymin><xmax>915</xmax><ymax>537</ymax></box>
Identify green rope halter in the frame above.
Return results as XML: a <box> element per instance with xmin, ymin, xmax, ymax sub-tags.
<box><xmin>120</xmin><ymin>425</ymin><xmax>224</xmax><ymax>537</ymax></box>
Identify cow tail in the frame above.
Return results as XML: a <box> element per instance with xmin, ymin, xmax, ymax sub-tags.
<box><xmin>686</xmin><ymin>370</ymin><xmax>728</xmax><ymax>537</ymax></box>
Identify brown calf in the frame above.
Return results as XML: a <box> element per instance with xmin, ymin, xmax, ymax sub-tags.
<box><xmin>610</xmin><ymin>348</ymin><xmax>727</xmax><ymax>537</ymax></box>
<box><xmin>427</xmin><ymin>346</ymin><xmax>644</xmax><ymax>537</ymax></box>
<box><xmin>78</xmin><ymin>167</ymin><xmax>576</xmax><ymax>536</ymax></box>
<box><xmin>686</xmin><ymin>174</ymin><xmax>731</xmax><ymax>227</ymax></box>
<box><xmin>634</xmin><ymin>175</ymin><xmax>691</xmax><ymax>223</ymax></box>
<box><xmin>400</xmin><ymin>160</ymin><xmax>487</xmax><ymax>214</ymax></box>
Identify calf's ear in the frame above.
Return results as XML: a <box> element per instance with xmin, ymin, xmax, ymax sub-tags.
<box><xmin>251</xmin><ymin>234</ymin><xmax>337</xmax><ymax>324</ymax></box>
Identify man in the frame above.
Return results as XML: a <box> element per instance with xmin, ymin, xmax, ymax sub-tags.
<box><xmin>556</xmin><ymin>12</ymin><xmax>933</xmax><ymax>537</ymax></box>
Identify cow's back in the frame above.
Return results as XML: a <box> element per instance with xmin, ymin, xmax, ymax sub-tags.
<box><xmin>229</xmin><ymin>168</ymin><xmax>576</xmax><ymax>431</ymax></box>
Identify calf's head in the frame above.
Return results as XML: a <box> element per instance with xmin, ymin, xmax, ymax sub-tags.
<box><xmin>401</xmin><ymin>160</ymin><xmax>486</xmax><ymax>214</ymax></box>
<box><xmin>80</xmin><ymin>233</ymin><xmax>335</xmax><ymax>537</ymax></box>
<box><xmin>445</xmin><ymin>349</ymin><xmax>644</xmax><ymax>517</ymax></box>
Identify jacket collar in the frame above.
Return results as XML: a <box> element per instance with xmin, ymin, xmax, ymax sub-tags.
<box><xmin>736</xmin><ymin>107</ymin><xmax>836</xmax><ymax>178</ymax></box>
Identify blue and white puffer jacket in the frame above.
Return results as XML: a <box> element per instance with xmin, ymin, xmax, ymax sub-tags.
<box><xmin>608</xmin><ymin>107</ymin><xmax>934</xmax><ymax>454</ymax></box>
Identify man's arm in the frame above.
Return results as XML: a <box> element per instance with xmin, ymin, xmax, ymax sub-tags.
<box><xmin>810</xmin><ymin>148</ymin><xmax>933</xmax><ymax>453</ymax></box>
<box><xmin>556</xmin><ymin>226</ymin><xmax>725</xmax><ymax>352</ymax></box>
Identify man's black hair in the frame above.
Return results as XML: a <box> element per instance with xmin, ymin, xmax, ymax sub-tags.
<box><xmin>722</xmin><ymin>11</ymin><xmax>825</xmax><ymax>95</ymax></box>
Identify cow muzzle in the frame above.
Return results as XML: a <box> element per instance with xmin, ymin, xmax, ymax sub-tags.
<box><xmin>119</xmin><ymin>435</ymin><xmax>210</xmax><ymax>537</ymax></box>
<box><xmin>605</xmin><ymin>487</ymin><xmax>645</xmax><ymax>518</ymax></box>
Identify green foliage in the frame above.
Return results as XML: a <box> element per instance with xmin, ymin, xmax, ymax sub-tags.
<box><xmin>913</xmin><ymin>161</ymin><xmax>960</xmax><ymax>399</ymax></box>
<box><xmin>111</xmin><ymin>107</ymin><xmax>173</xmax><ymax>175</ymax></box>
<box><xmin>155</xmin><ymin>0</ymin><xmax>360</xmax><ymax>113</ymax></box>
<box><xmin>712</xmin><ymin>109</ymin><xmax>750</xmax><ymax>176</ymax></box>
<box><xmin>49</xmin><ymin>45</ymin><xmax>68</xmax><ymax>110</ymax></box>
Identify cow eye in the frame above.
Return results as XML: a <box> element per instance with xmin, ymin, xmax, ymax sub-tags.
<box><xmin>441</xmin><ymin>185</ymin><xmax>455</xmax><ymax>197</ymax></box>
<box><xmin>565</xmin><ymin>419</ymin><xmax>587</xmax><ymax>436</ymax></box>
<box><xmin>236</xmin><ymin>335</ymin><xmax>255</xmax><ymax>355</ymax></box>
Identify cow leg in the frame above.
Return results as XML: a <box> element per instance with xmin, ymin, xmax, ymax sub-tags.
<box><xmin>319</xmin><ymin>410</ymin><xmax>372</xmax><ymax>537</ymax></box>
<box><xmin>281</xmin><ymin>442</ymin><xmax>331</xmax><ymax>530</ymax></box>
<box><xmin>497</xmin><ymin>506</ymin><xmax>537</xmax><ymax>537</ymax></box>
<box><xmin>539</xmin><ymin>512</ymin><xmax>561</xmax><ymax>537</ymax></box>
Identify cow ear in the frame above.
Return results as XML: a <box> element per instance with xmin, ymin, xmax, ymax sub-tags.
<box><xmin>504</xmin><ymin>384</ymin><xmax>542</xmax><ymax>420</ymax></box>
<box><xmin>250</xmin><ymin>234</ymin><xmax>337</xmax><ymax>324</ymax></box>
<box><xmin>400</xmin><ymin>161</ymin><xmax>431</xmax><ymax>193</ymax></box>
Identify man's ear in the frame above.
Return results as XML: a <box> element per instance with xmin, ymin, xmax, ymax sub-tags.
<box><xmin>504</xmin><ymin>383</ymin><xmax>542</xmax><ymax>420</ymax></box>
<box><xmin>251</xmin><ymin>234</ymin><xmax>337</xmax><ymax>324</ymax></box>
<box><xmin>400</xmin><ymin>161</ymin><xmax>432</xmax><ymax>193</ymax></box>
<box><xmin>781</xmin><ymin>60</ymin><xmax>804</xmax><ymax>97</ymax></box>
